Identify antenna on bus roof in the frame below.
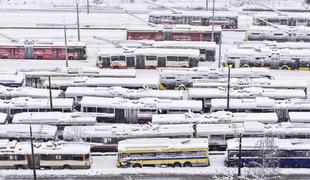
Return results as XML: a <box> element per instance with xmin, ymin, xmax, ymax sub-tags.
<box><xmin>145</xmin><ymin>1</ymin><xmax>181</xmax><ymax>14</ymax></box>
<box><xmin>93</xmin><ymin>36</ymin><xmax>131</xmax><ymax>52</ymax></box>
<box><xmin>0</xmin><ymin>33</ymin><xmax>18</xmax><ymax>43</ymax></box>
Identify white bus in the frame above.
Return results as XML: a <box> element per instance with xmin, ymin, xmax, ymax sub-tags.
<box><xmin>65</xmin><ymin>86</ymin><xmax>184</xmax><ymax>101</ymax></box>
<box><xmin>43</xmin><ymin>76</ymin><xmax>160</xmax><ymax>90</ymax></box>
<box><xmin>79</xmin><ymin>96</ymin><xmax>202</xmax><ymax>123</ymax></box>
<box><xmin>0</xmin><ymin>73</ymin><xmax>24</xmax><ymax>87</ymax></box>
<box><xmin>21</xmin><ymin>67</ymin><xmax>136</xmax><ymax>88</ymax></box>
<box><xmin>211</xmin><ymin>97</ymin><xmax>310</xmax><ymax>121</ymax></box>
<box><xmin>63</xmin><ymin>124</ymin><xmax>194</xmax><ymax>152</ymax></box>
<box><xmin>118</xmin><ymin>138</ymin><xmax>209</xmax><ymax>168</ymax></box>
<box><xmin>149</xmin><ymin>10</ymin><xmax>238</xmax><ymax>29</ymax></box>
<box><xmin>0</xmin><ymin>113</ymin><xmax>8</xmax><ymax>124</ymax></box>
<box><xmin>0</xmin><ymin>97</ymin><xmax>74</xmax><ymax>118</ymax></box>
<box><xmin>152</xmin><ymin>111</ymin><xmax>278</xmax><ymax>124</ymax></box>
<box><xmin>0</xmin><ymin>140</ymin><xmax>91</xmax><ymax>169</ymax></box>
<box><xmin>0</xmin><ymin>85</ymin><xmax>63</xmax><ymax>99</ymax></box>
<box><xmin>96</xmin><ymin>48</ymin><xmax>200</xmax><ymax>69</ymax></box>
<box><xmin>253</xmin><ymin>12</ymin><xmax>310</xmax><ymax>27</ymax></box>
<box><xmin>12</xmin><ymin>112</ymin><xmax>97</xmax><ymax>126</ymax></box>
<box><xmin>119</xmin><ymin>41</ymin><xmax>217</xmax><ymax>62</ymax></box>
<box><xmin>0</xmin><ymin>124</ymin><xmax>57</xmax><ymax>141</ymax></box>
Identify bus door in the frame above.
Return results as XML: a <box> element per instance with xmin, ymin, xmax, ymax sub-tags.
<box><xmin>28</xmin><ymin>154</ymin><xmax>40</xmax><ymax>169</ymax></box>
<box><xmin>157</xmin><ymin>57</ymin><xmax>166</xmax><ymax>67</ymax></box>
<box><xmin>135</xmin><ymin>55</ymin><xmax>145</xmax><ymax>69</ymax></box>
<box><xmin>163</xmin><ymin>30</ymin><xmax>173</xmax><ymax>40</ymax></box>
<box><xmin>125</xmin><ymin>109</ymin><xmax>138</xmax><ymax>123</ymax></box>
<box><xmin>202</xmin><ymin>18</ymin><xmax>209</xmax><ymax>26</ymax></box>
<box><xmin>189</xmin><ymin>58</ymin><xmax>199</xmax><ymax>68</ymax></box>
<box><xmin>126</xmin><ymin>56</ymin><xmax>135</xmax><ymax>68</ymax></box>
<box><xmin>292</xmin><ymin>58</ymin><xmax>300</xmax><ymax>70</ymax></box>
<box><xmin>101</xmin><ymin>57</ymin><xmax>111</xmax><ymax>68</ymax></box>
<box><xmin>205</xmin><ymin>49</ymin><xmax>215</xmax><ymax>62</ymax></box>
<box><xmin>24</xmin><ymin>45</ymin><xmax>33</xmax><ymax>59</ymax></box>
<box><xmin>115</xmin><ymin>109</ymin><xmax>125</xmax><ymax>123</ymax></box>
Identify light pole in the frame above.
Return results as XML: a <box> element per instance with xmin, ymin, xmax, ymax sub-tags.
<box><xmin>87</xmin><ymin>0</ymin><xmax>90</xmax><ymax>14</ymax></box>
<box><xmin>64</xmin><ymin>23</ymin><xmax>68</xmax><ymax>68</ymax></box>
<box><xmin>76</xmin><ymin>2</ymin><xmax>81</xmax><ymax>41</ymax></box>
<box><xmin>30</xmin><ymin>124</ymin><xmax>37</xmax><ymax>180</ymax></box>
<box><xmin>226</xmin><ymin>65</ymin><xmax>231</xmax><ymax>111</ymax></box>
<box><xmin>206</xmin><ymin>0</ymin><xmax>208</xmax><ymax>11</ymax></box>
<box><xmin>48</xmin><ymin>76</ymin><xmax>53</xmax><ymax>111</ymax></box>
<box><xmin>238</xmin><ymin>133</ymin><xmax>242</xmax><ymax>176</ymax></box>
<box><xmin>211</xmin><ymin>0</ymin><xmax>215</xmax><ymax>42</ymax></box>
<box><xmin>218</xmin><ymin>33</ymin><xmax>222</xmax><ymax>68</ymax></box>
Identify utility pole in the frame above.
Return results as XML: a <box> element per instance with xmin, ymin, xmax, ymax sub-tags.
<box><xmin>87</xmin><ymin>0</ymin><xmax>90</xmax><ymax>14</ymax></box>
<box><xmin>76</xmin><ymin>3</ymin><xmax>81</xmax><ymax>41</ymax></box>
<box><xmin>211</xmin><ymin>0</ymin><xmax>215</xmax><ymax>42</ymax></box>
<box><xmin>206</xmin><ymin>0</ymin><xmax>208</xmax><ymax>11</ymax></box>
<box><xmin>226</xmin><ymin>65</ymin><xmax>230</xmax><ymax>111</ymax></box>
<box><xmin>218</xmin><ymin>33</ymin><xmax>222</xmax><ymax>68</ymax></box>
<box><xmin>238</xmin><ymin>133</ymin><xmax>242</xmax><ymax>176</ymax></box>
<box><xmin>30</xmin><ymin>124</ymin><xmax>37</xmax><ymax>180</ymax></box>
<box><xmin>48</xmin><ymin>76</ymin><xmax>53</xmax><ymax>111</ymax></box>
<box><xmin>64</xmin><ymin>23</ymin><xmax>68</xmax><ymax>68</ymax></box>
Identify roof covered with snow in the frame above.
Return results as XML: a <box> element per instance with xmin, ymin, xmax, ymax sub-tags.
<box><xmin>0</xmin><ymin>85</ymin><xmax>63</xmax><ymax>98</ymax></box>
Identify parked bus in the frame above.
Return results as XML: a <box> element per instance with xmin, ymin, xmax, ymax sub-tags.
<box><xmin>0</xmin><ymin>85</ymin><xmax>63</xmax><ymax>99</ymax></box>
<box><xmin>65</xmin><ymin>86</ymin><xmax>184</xmax><ymax>101</ymax></box>
<box><xmin>0</xmin><ymin>73</ymin><xmax>24</xmax><ymax>87</ymax></box>
<box><xmin>149</xmin><ymin>11</ymin><xmax>238</xmax><ymax>29</ymax></box>
<box><xmin>0</xmin><ymin>97</ymin><xmax>74</xmax><ymax>119</ymax></box>
<box><xmin>43</xmin><ymin>77</ymin><xmax>160</xmax><ymax>90</ymax></box>
<box><xmin>12</xmin><ymin>112</ymin><xmax>97</xmax><ymax>127</ymax></box>
<box><xmin>79</xmin><ymin>96</ymin><xmax>202</xmax><ymax>123</ymax></box>
<box><xmin>152</xmin><ymin>111</ymin><xmax>279</xmax><ymax>124</ymax></box>
<box><xmin>211</xmin><ymin>97</ymin><xmax>310</xmax><ymax>121</ymax></box>
<box><xmin>127</xmin><ymin>25</ymin><xmax>222</xmax><ymax>44</ymax></box>
<box><xmin>96</xmin><ymin>48</ymin><xmax>200</xmax><ymax>69</ymax></box>
<box><xmin>246</xmin><ymin>26</ymin><xmax>310</xmax><ymax>42</ymax></box>
<box><xmin>253</xmin><ymin>12</ymin><xmax>310</xmax><ymax>27</ymax></box>
<box><xmin>121</xmin><ymin>41</ymin><xmax>216</xmax><ymax>61</ymax></box>
<box><xmin>0</xmin><ymin>124</ymin><xmax>57</xmax><ymax>141</ymax></box>
<box><xmin>225</xmin><ymin>47</ymin><xmax>310</xmax><ymax>70</ymax></box>
<box><xmin>21</xmin><ymin>67</ymin><xmax>136</xmax><ymax>88</ymax></box>
<box><xmin>63</xmin><ymin>124</ymin><xmax>194</xmax><ymax>152</ymax></box>
<box><xmin>117</xmin><ymin>138</ymin><xmax>209</xmax><ymax>168</ymax></box>
<box><xmin>225</xmin><ymin>138</ymin><xmax>310</xmax><ymax>168</ymax></box>
<box><xmin>0</xmin><ymin>140</ymin><xmax>90</xmax><ymax>169</ymax></box>
<box><xmin>0</xmin><ymin>41</ymin><xmax>87</xmax><ymax>60</ymax></box>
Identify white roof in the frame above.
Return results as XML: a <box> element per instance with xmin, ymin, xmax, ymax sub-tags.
<box><xmin>80</xmin><ymin>96</ymin><xmax>202</xmax><ymax>111</ymax></box>
<box><xmin>0</xmin><ymin>41</ymin><xmax>86</xmax><ymax>47</ymax></box>
<box><xmin>149</xmin><ymin>10</ymin><xmax>238</xmax><ymax>17</ymax></box>
<box><xmin>127</xmin><ymin>24</ymin><xmax>222</xmax><ymax>32</ymax></box>
<box><xmin>0</xmin><ymin>141</ymin><xmax>90</xmax><ymax>155</ymax></box>
<box><xmin>211</xmin><ymin>97</ymin><xmax>310</xmax><ymax>111</ymax></box>
<box><xmin>188</xmin><ymin>87</ymin><xmax>306</xmax><ymax>99</ymax></box>
<box><xmin>0</xmin><ymin>97</ymin><xmax>73</xmax><ymax>110</ymax></box>
<box><xmin>97</xmin><ymin>47</ymin><xmax>200</xmax><ymax>58</ymax></box>
<box><xmin>44</xmin><ymin>77</ymin><xmax>160</xmax><ymax>89</ymax></box>
<box><xmin>254</xmin><ymin>12</ymin><xmax>310</xmax><ymax>19</ymax></box>
<box><xmin>63</xmin><ymin>124</ymin><xmax>194</xmax><ymax>139</ymax></box>
<box><xmin>22</xmin><ymin>67</ymin><xmax>136</xmax><ymax>78</ymax></box>
<box><xmin>0</xmin><ymin>113</ymin><xmax>7</xmax><ymax>124</ymax></box>
<box><xmin>118</xmin><ymin>138</ymin><xmax>208</xmax><ymax>152</ymax></box>
<box><xmin>0</xmin><ymin>74</ymin><xmax>24</xmax><ymax>85</ymax></box>
<box><xmin>227</xmin><ymin>138</ymin><xmax>310</xmax><ymax>151</ymax></box>
<box><xmin>152</xmin><ymin>111</ymin><xmax>278</xmax><ymax>124</ymax></box>
<box><xmin>0</xmin><ymin>86</ymin><xmax>63</xmax><ymax>98</ymax></box>
<box><xmin>12</xmin><ymin>112</ymin><xmax>96</xmax><ymax>125</ymax></box>
<box><xmin>65</xmin><ymin>86</ymin><xmax>183</xmax><ymax>100</ymax></box>
<box><xmin>289</xmin><ymin>112</ymin><xmax>310</xmax><ymax>123</ymax></box>
<box><xmin>0</xmin><ymin>124</ymin><xmax>57</xmax><ymax>140</ymax></box>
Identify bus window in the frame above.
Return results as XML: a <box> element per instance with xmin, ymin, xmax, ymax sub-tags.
<box><xmin>167</xmin><ymin>56</ymin><xmax>177</xmax><ymax>61</ymax></box>
<box><xmin>146</xmin><ymin>56</ymin><xmax>157</xmax><ymax>61</ymax></box>
<box><xmin>199</xmin><ymin>49</ymin><xmax>206</xmax><ymax>54</ymax></box>
<box><xmin>178</xmin><ymin>56</ymin><xmax>189</xmax><ymax>61</ymax></box>
<box><xmin>111</xmin><ymin>56</ymin><xmax>120</xmax><ymax>61</ymax></box>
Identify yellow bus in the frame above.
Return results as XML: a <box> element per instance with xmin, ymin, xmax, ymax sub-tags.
<box><xmin>117</xmin><ymin>138</ymin><xmax>209</xmax><ymax>168</ymax></box>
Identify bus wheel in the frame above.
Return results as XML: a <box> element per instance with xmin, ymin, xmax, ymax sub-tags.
<box><xmin>37</xmin><ymin>56</ymin><xmax>43</xmax><ymax>59</ymax></box>
<box><xmin>63</xmin><ymin>165</ymin><xmax>71</xmax><ymax>169</ymax></box>
<box><xmin>173</xmin><ymin>162</ymin><xmax>182</xmax><ymax>167</ymax></box>
<box><xmin>1</xmin><ymin>55</ymin><xmax>8</xmax><ymax>59</ymax></box>
<box><xmin>15</xmin><ymin>165</ymin><xmax>25</xmax><ymax>169</ymax></box>
<box><xmin>133</xmin><ymin>163</ymin><xmax>142</xmax><ymax>168</ymax></box>
<box><xmin>183</xmin><ymin>162</ymin><xmax>192</xmax><ymax>167</ymax></box>
<box><xmin>242</xmin><ymin>64</ymin><xmax>250</xmax><ymax>68</ymax></box>
<box><xmin>149</xmin><ymin>66</ymin><xmax>155</xmax><ymax>69</ymax></box>
<box><xmin>281</xmin><ymin>65</ymin><xmax>289</xmax><ymax>70</ymax></box>
<box><xmin>178</xmin><ymin>85</ymin><xmax>186</xmax><ymax>90</ymax></box>
<box><xmin>113</xmin><ymin>66</ymin><xmax>120</xmax><ymax>69</ymax></box>
<box><xmin>68</xmin><ymin>56</ymin><xmax>74</xmax><ymax>60</ymax></box>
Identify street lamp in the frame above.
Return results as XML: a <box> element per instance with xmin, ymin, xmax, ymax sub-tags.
<box><xmin>30</xmin><ymin>124</ymin><xmax>37</xmax><ymax>180</ymax></box>
<box><xmin>76</xmin><ymin>2</ymin><xmax>81</xmax><ymax>41</ymax></box>
<box><xmin>64</xmin><ymin>22</ymin><xmax>68</xmax><ymax>68</ymax></box>
<box><xmin>226</xmin><ymin>64</ymin><xmax>231</xmax><ymax>111</ymax></box>
<box><xmin>238</xmin><ymin>133</ymin><xmax>242</xmax><ymax>176</ymax></box>
<box><xmin>211</xmin><ymin>0</ymin><xmax>215</xmax><ymax>42</ymax></box>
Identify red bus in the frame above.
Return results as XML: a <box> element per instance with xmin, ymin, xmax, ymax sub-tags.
<box><xmin>0</xmin><ymin>41</ymin><xmax>87</xmax><ymax>60</ymax></box>
<box><xmin>126</xmin><ymin>25</ymin><xmax>222</xmax><ymax>44</ymax></box>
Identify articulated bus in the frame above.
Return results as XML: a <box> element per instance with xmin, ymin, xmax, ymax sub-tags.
<box><xmin>149</xmin><ymin>11</ymin><xmax>238</xmax><ymax>29</ymax></box>
<box><xmin>117</xmin><ymin>138</ymin><xmax>209</xmax><ymax>168</ymax></box>
<box><xmin>226</xmin><ymin>138</ymin><xmax>310</xmax><ymax>168</ymax></box>
<box><xmin>119</xmin><ymin>41</ymin><xmax>216</xmax><ymax>62</ymax></box>
<box><xmin>225</xmin><ymin>48</ymin><xmax>310</xmax><ymax>70</ymax></box>
<box><xmin>0</xmin><ymin>41</ymin><xmax>87</xmax><ymax>60</ymax></box>
<box><xmin>127</xmin><ymin>25</ymin><xmax>222</xmax><ymax>44</ymax></box>
<box><xmin>253</xmin><ymin>12</ymin><xmax>310</xmax><ymax>27</ymax></box>
<box><xmin>0</xmin><ymin>140</ymin><xmax>90</xmax><ymax>169</ymax></box>
<box><xmin>96</xmin><ymin>48</ymin><xmax>200</xmax><ymax>69</ymax></box>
